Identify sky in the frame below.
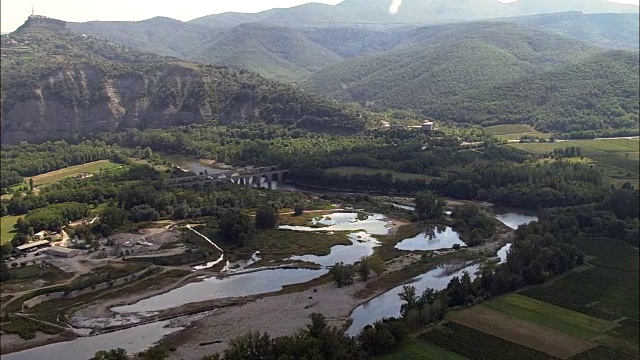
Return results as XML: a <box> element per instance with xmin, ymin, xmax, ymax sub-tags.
<box><xmin>1</xmin><ymin>0</ymin><xmax>639</xmax><ymax>33</ymax></box>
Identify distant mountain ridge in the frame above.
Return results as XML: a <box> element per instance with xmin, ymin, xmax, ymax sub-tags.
<box><xmin>188</xmin><ymin>0</ymin><xmax>638</xmax><ymax>27</ymax></box>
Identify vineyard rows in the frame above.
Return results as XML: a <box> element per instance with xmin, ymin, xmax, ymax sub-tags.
<box><xmin>570</xmin><ymin>346</ymin><xmax>638</xmax><ymax>360</ymax></box>
<box><xmin>418</xmin><ymin>322</ymin><xmax>557</xmax><ymax>360</ymax></box>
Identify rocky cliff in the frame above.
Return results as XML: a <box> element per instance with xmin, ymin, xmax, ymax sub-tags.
<box><xmin>0</xmin><ymin>19</ymin><xmax>367</xmax><ymax>144</ymax></box>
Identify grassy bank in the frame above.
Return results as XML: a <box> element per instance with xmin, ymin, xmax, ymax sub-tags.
<box><xmin>31</xmin><ymin>160</ymin><xmax>123</xmax><ymax>187</ymax></box>
<box><xmin>0</xmin><ymin>215</ymin><xmax>22</xmax><ymax>245</ymax></box>
<box><xmin>327</xmin><ymin>167</ymin><xmax>434</xmax><ymax>182</ymax></box>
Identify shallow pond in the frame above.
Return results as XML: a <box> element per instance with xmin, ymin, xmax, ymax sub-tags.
<box><xmin>394</xmin><ymin>225</ymin><xmax>465</xmax><ymax>251</ymax></box>
<box><xmin>2</xmin><ymin>319</ymin><xmax>184</xmax><ymax>360</ymax></box>
<box><xmin>289</xmin><ymin>231</ymin><xmax>380</xmax><ymax>267</ymax></box>
<box><xmin>279</xmin><ymin>213</ymin><xmax>391</xmax><ymax>235</ymax></box>
<box><xmin>346</xmin><ymin>262</ymin><xmax>481</xmax><ymax>336</ymax></box>
<box><xmin>112</xmin><ymin>268</ymin><xmax>326</xmax><ymax>314</ymax></box>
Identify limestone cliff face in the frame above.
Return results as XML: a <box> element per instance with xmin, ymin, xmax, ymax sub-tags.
<box><xmin>1</xmin><ymin>19</ymin><xmax>368</xmax><ymax>143</ymax></box>
<box><xmin>1</xmin><ymin>64</ymin><xmax>215</xmax><ymax>144</ymax></box>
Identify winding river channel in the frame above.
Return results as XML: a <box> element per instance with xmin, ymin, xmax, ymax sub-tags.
<box><xmin>2</xmin><ymin>171</ymin><xmax>539</xmax><ymax>359</ymax></box>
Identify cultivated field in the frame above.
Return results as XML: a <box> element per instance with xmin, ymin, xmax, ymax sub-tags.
<box><xmin>451</xmin><ymin>306</ymin><xmax>593</xmax><ymax>359</ymax></box>
<box><xmin>479</xmin><ymin>294</ymin><xmax>613</xmax><ymax>340</ymax></box>
<box><xmin>1</xmin><ymin>215</ymin><xmax>23</xmax><ymax>245</ymax></box>
<box><xmin>419</xmin><ymin>322</ymin><xmax>557</xmax><ymax>360</ymax></box>
<box><xmin>326</xmin><ymin>167</ymin><xmax>434</xmax><ymax>181</ymax></box>
<box><xmin>484</xmin><ymin>124</ymin><xmax>551</xmax><ymax>140</ymax></box>
<box><xmin>31</xmin><ymin>160</ymin><xmax>123</xmax><ymax>186</ymax></box>
<box><xmin>520</xmin><ymin>237</ymin><xmax>639</xmax><ymax>352</ymax></box>
<box><xmin>570</xmin><ymin>346</ymin><xmax>638</xmax><ymax>360</ymax></box>
<box><xmin>373</xmin><ymin>338</ymin><xmax>468</xmax><ymax>360</ymax></box>
<box><xmin>509</xmin><ymin>138</ymin><xmax>640</xmax><ymax>186</ymax></box>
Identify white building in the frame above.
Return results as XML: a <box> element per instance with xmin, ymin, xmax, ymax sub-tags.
<box><xmin>46</xmin><ymin>246</ymin><xmax>79</xmax><ymax>258</ymax></box>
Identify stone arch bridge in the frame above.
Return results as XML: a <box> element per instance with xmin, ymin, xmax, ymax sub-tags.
<box><xmin>165</xmin><ymin>166</ymin><xmax>290</xmax><ymax>189</ymax></box>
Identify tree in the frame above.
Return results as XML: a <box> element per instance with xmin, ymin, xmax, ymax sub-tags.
<box><xmin>219</xmin><ymin>210</ymin><xmax>255</xmax><ymax>247</ymax></box>
<box><xmin>293</xmin><ymin>204</ymin><xmax>304</xmax><ymax>216</ymax></box>
<box><xmin>330</xmin><ymin>262</ymin><xmax>354</xmax><ymax>287</ymax></box>
<box><xmin>0</xmin><ymin>258</ymin><xmax>12</xmax><ymax>282</ymax></box>
<box><xmin>29</xmin><ymin>178</ymin><xmax>34</xmax><ymax>190</ymax></box>
<box><xmin>223</xmin><ymin>331</ymin><xmax>273</xmax><ymax>360</ymax></box>
<box><xmin>367</xmin><ymin>255</ymin><xmax>385</xmax><ymax>276</ymax></box>
<box><xmin>305</xmin><ymin>313</ymin><xmax>328</xmax><ymax>338</ymax></box>
<box><xmin>91</xmin><ymin>349</ymin><xmax>129</xmax><ymax>360</ymax></box>
<box><xmin>255</xmin><ymin>206</ymin><xmax>277</xmax><ymax>229</ymax></box>
<box><xmin>358</xmin><ymin>257</ymin><xmax>371</xmax><ymax>281</ymax></box>
<box><xmin>414</xmin><ymin>191</ymin><xmax>446</xmax><ymax>221</ymax></box>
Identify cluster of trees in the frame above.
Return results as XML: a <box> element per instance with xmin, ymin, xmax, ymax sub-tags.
<box><xmin>0</xmin><ymin>140</ymin><xmax>127</xmax><ymax>189</ymax></box>
<box><xmin>548</xmin><ymin>146</ymin><xmax>582</xmax><ymax>158</ymax></box>
<box><xmin>431</xmin><ymin>158</ymin><xmax>609</xmax><ymax>210</ymax></box>
<box><xmin>450</xmin><ymin>205</ymin><xmax>498</xmax><ymax>246</ymax></box>
<box><xmin>14</xmin><ymin>202</ymin><xmax>89</xmax><ymax>236</ymax></box>
<box><xmin>558</xmin><ymin>128</ymin><xmax>639</xmax><ymax>140</ymax></box>
<box><xmin>414</xmin><ymin>191</ymin><xmax>446</xmax><ymax>221</ymax></box>
<box><xmin>329</xmin><ymin>256</ymin><xmax>385</xmax><ymax>287</ymax></box>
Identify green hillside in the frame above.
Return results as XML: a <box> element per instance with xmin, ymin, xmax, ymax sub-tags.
<box><xmin>425</xmin><ymin>50</ymin><xmax>640</xmax><ymax>132</ymax></box>
<box><xmin>509</xmin><ymin>12</ymin><xmax>640</xmax><ymax>50</ymax></box>
<box><xmin>67</xmin><ymin>17</ymin><xmax>217</xmax><ymax>58</ymax></box>
<box><xmin>306</xmin><ymin>22</ymin><xmax>595</xmax><ymax>103</ymax></box>
<box><xmin>0</xmin><ymin>18</ymin><xmax>369</xmax><ymax>143</ymax></box>
<box><xmin>305</xmin><ymin>22</ymin><xmax>638</xmax><ymax>132</ymax></box>
<box><xmin>66</xmin><ymin>11</ymin><xmax>638</xmax><ymax>85</ymax></box>
<box><xmin>192</xmin><ymin>24</ymin><xmax>344</xmax><ymax>82</ymax></box>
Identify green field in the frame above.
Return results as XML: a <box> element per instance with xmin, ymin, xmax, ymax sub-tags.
<box><xmin>419</xmin><ymin>322</ymin><xmax>556</xmax><ymax>360</ymax></box>
<box><xmin>1</xmin><ymin>215</ymin><xmax>23</xmax><ymax>245</ymax></box>
<box><xmin>31</xmin><ymin>160</ymin><xmax>123</xmax><ymax>186</ymax></box>
<box><xmin>484</xmin><ymin>124</ymin><xmax>551</xmax><ymax>140</ymax></box>
<box><xmin>520</xmin><ymin>237</ymin><xmax>639</xmax><ymax>352</ymax></box>
<box><xmin>327</xmin><ymin>167</ymin><xmax>434</xmax><ymax>181</ymax></box>
<box><xmin>374</xmin><ymin>338</ymin><xmax>468</xmax><ymax>360</ymax></box>
<box><xmin>509</xmin><ymin>138</ymin><xmax>639</xmax><ymax>186</ymax></box>
<box><xmin>481</xmin><ymin>294</ymin><xmax>613</xmax><ymax>340</ymax></box>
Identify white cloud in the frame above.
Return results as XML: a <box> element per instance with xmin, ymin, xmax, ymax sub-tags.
<box><xmin>389</xmin><ymin>0</ymin><xmax>402</xmax><ymax>15</ymax></box>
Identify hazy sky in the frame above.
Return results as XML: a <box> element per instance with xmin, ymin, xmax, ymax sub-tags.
<box><xmin>2</xmin><ymin>0</ymin><xmax>639</xmax><ymax>32</ymax></box>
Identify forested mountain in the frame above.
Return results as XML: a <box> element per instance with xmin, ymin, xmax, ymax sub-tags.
<box><xmin>0</xmin><ymin>17</ymin><xmax>369</xmax><ymax>144</ymax></box>
<box><xmin>67</xmin><ymin>17</ymin><xmax>218</xmax><ymax>58</ymax></box>
<box><xmin>423</xmin><ymin>50</ymin><xmax>640</xmax><ymax>132</ymax></box>
<box><xmin>507</xmin><ymin>12</ymin><xmax>640</xmax><ymax>50</ymax></box>
<box><xmin>187</xmin><ymin>0</ymin><xmax>638</xmax><ymax>28</ymax></box>
<box><xmin>190</xmin><ymin>24</ymin><xmax>344</xmax><ymax>82</ymax></box>
<box><xmin>306</xmin><ymin>22</ymin><xmax>596</xmax><ymax>103</ymax></box>
<box><xmin>66</xmin><ymin>10</ymin><xmax>639</xmax><ymax>82</ymax></box>
<box><xmin>304</xmin><ymin>22</ymin><xmax>639</xmax><ymax>131</ymax></box>
<box><xmin>508</xmin><ymin>0</ymin><xmax>639</xmax><ymax>15</ymax></box>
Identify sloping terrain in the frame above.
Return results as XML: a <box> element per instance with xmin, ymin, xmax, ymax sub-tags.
<box><xmin>0</xmin><ymin>18</ymin><xmax>369</xmax><ymax>144</ymax></box>
<box><xmin>190</xmin><ymin>24</ymin><xmax>344</xmax><ymax>82</ymax></box>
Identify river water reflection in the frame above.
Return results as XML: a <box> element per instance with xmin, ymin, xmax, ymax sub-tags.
<box><xmin>112</xmin><ymin>268</ymin><xmax>326</xmax><ymax>314</ymax></box>
<box><xmin>346</xmin><ymin>262</ymin><xmax>481</xmax><ymax>336</ymax></box>
<box><xmin>395</xmin><ymin>225</ymin><xmax>465</xmax><ymax>251</ymax></box>
<box><xmin>279</xmin><ymin>213</ymin><xmax>391</xmax><ymax>235</ymax></box>
<box><xmin>2</xmin><ymin>319</ymin><xmax>184</xmax><ymax>360</ymax></box>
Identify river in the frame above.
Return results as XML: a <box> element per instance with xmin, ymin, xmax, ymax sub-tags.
<box><xmin>4</xmin><ymin>165</ymin><xmax>538</xmax><ymax>358</ymax></box>
<box><xmin>346</xmin><ymin>261</ymin><xmax>481</xmax><ymax>336</ymax></box>
<box><xmin>2</xmin><ymin>319</ymin><xmax>185</xmax><ymax>360</ymax></box>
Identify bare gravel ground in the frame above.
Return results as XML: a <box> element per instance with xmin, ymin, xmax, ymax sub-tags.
<box><xmin>167</xmin><ymin>281</ymin><xmax>370</xmax><ymax>360</ymax></box>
